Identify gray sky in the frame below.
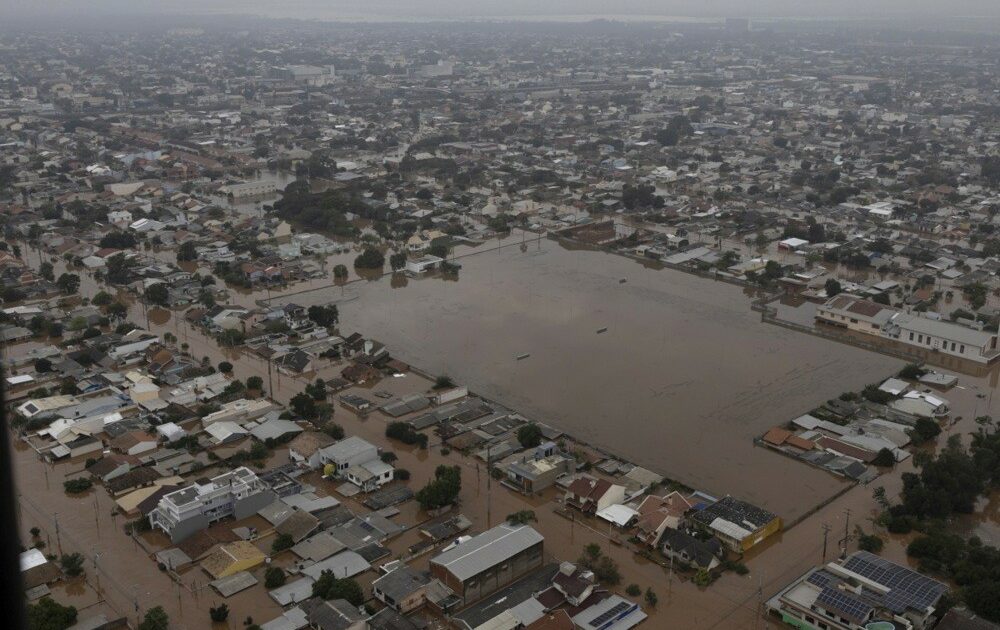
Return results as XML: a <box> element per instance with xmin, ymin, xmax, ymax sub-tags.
<box><xmin>3</xmin><ymin>0</ymin><xmax>1000</xmax><ymax>21</ymax></box>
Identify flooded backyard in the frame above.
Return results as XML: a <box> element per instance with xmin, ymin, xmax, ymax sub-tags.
<box><xmin>277</xmin><ymin>237</ymin><xmax>902</xmax><ymax>522</ymax></box>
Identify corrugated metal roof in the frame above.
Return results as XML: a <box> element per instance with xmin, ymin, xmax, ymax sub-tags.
<box><xmin>431</xmin><ymin>524</ymin><xmax>543</xmax><ymax>582</ymax></box>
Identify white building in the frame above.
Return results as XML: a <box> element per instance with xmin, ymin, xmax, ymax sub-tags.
<box><xmin>149</xmin><ymin>467</ymin><xmax>276</xmax><ymax>542</ymax></box>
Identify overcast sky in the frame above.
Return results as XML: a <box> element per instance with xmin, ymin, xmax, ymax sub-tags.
<box><xmin>4</xmin><ymin>0</ymin><xmax>1000</xmax><ymax>21</ymax></box>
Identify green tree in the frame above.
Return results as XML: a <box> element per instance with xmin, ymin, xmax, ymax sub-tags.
<box><xmin>644</xmin><ymin>588</ymin><xmax>658</xmax><ymax>607</ymax></box>
<box><xmin>333</xmin><ymin>264</ymin><xmax>348</xmax><ymax>280</ymax></box>
<box><xmin>354</xmin><ymin>248</ymin><xmax>385</xmax><ymax>269</ymax></box>
<box><xmin>416</xmin><ymin>465</ymin><xmax>461</xmax><ymax>510</ymax></box>
<box><xmin>824</xmin><ymin>278</ymin><xmax>842</xmax><ymax>297</ymax></box>
<box><xmin>92</xmin><ymin>291</ymin><xmax>113</xmax><ymax>306</ymax></box>
<box><xmin>271</xmin><ymin>533</ymin><xmax>294</xmax><ymax>553</ymax></box>
<box><xmin>247</xmin><ymin>376</ymin><xmax>264</xmax><ymax>391</ymax></box>
<box><xmin>59</xmin><ymin>553</ymin><xmax>85</xmax><ymax>577</ymax></box>
<box><xmin>144</xmin><ymin>283</ymin><xmax>169</xmax><ymax>306</ymax></box>
<box><xmin>264</xmin><ymin>567</ymin><xmax>286</xmax><ymax>589</ymax></box>
<box><xmin>176</xmin><ymin>240</ymin><xmax>197</xmax><ymax>262</ymax></box>
<box><xmin>138</xmin><ymin>606</ymin><xmax>169</xmax><ymax>630</ymax></box>
<box><xmin>39</xmin><ymin>261</ymin><xmax>54</xmax><ymax>281</ymax></box>
<box><xmin>307</xmin><ymin>304</ymin><xmax>338</xmax><ymax>327</ymax></box>
<box><xmin>218</xmin><ymin>361</ymin><xmax>233</xmax><ymax>374</ymax></box>
<box><xmin>209</xmin><ymin>604</ymin><xmax>229</xmax><ymax>622</ymax></box>
<box><xmin>311</xmin><ymin>571</ymin><xmax>364</xmax><ymax>606</ymax></box>
<box><xmin>390</xmin><ymin>252</ymin><xmax>407</xmax><ymax>271</ymax></box>
<box><xmin>506</xmin><ymin>510</ymin><xmax>537</xmax><ymax>525</ymax></box>
<box><xmin>56</xmin><ymin>273</ymin><xmax>80</xmax><ymax>295</ymax></box>
<box><xmin>27</xmin><ymin>597</ymin><xmax>77</xmax><ymax>630</ymax></box>
<box><xmin>290</xmin><ymin>392</ymin><xmax>318</xmax><ymax>419</ymax></box>
<box><xmin>517</xmin><ymin>423</ymin><xmax>543</xmax><ymax>449</ymax></box>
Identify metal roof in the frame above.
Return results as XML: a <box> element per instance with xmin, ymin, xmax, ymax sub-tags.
<box><xmin>431</xmin><ymin>524</ymin><xmax>543</xmax><ymax>582</ymax></box>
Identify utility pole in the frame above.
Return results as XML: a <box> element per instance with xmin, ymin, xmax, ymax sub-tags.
<box><xmin>841</xmin><ymin>508</ymin><xmax>852</xmax><ymax>559</ymax></box>
<box><xmin>53</xmin><ymin>512</ymin><xmax>62</xmax><ymax>555</ymax></box>
<box><xmin>486</xmin><ymin>444</ymin><xmax>494</xmax><ymax>528</ymax></box>
<box><xmin>821</xmin><ymin>523</ymin><xmax>831</xmax><ymax>562</ymax></box>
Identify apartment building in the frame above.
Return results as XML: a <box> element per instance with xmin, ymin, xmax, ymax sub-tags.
<box><xmin>149</xmin><ymin>466</ymin><xmax>276</xmax><ymax>542</ymax></box>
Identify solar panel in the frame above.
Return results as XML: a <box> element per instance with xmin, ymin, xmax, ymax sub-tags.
<box><xmin>816</xmin><ymin>587</ymin><xmax>873</xmax><ymax>624</ymax></box>
<box><xmin>806</xmin><ymin>570</ymin><xmax>837</xmax><ymax>589</ymax></box>
<box><xmin>843</xmin><ymin>552</ymin><xmax>947</xmax><ymax>612</ymax></box>
<box><xmin>589</xmin><ymin>601</ymin><xmax>632</xmax><ymax>628</ymax></box>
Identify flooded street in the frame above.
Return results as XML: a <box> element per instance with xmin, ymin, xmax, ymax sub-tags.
<box><xmin>275</xmin><ymin>237</ymin><xmax>901</xmax><ymax>522</ymax></box>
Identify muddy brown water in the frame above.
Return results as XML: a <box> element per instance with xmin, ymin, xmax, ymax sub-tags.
<box><xmin>269</xmin><ymin>237</ymin><xmax>902</xmax><ymax>522</ymax></box>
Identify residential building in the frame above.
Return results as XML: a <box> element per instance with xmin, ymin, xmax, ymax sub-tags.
<box><xmin>320</xmin><ymin>436</ymin><xmax>379</xmax><ymax>475</ymax></box>
<box><xmin>767</xmin><ymin>551</ymin><xmax>948</xmax><ymax>630</ymax></box>
<box><xmin>372</xmin><ymin>566</ymin><xmax>432</xmax><ymax>613</ymax></box>
<box><xmin>149</xmin><ymin>467</ymin><xmax>277</xmax><ymax>542</ymax></box>
<box><xmin>688</xmin><ymin>495</ymin><xmax>781</xmax><ymax>552</ymax></box>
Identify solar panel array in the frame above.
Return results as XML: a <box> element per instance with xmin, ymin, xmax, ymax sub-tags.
<box><xmin>843</xmin><ymin>552</ymin><xmax>947</xmax><ymax>613</ymax></box>
<box><xmin>589</xmin><ymin>601</ymin><xmax>633</xmax><ymax>628</ymax></box>
<box><xmin>816</xmin><ymin>587</ymin><xmax>874</xmax><ymax>624</ymax></box>
<box><xmin>806</xmin><ymin>570</ymin><xmax>837</xmax><ymax>589</ymax></box>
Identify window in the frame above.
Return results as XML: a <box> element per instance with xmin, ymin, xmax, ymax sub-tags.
<box><xmin>850</xmin><ymin>318</ymin><xmax>858</xmax><ymax>324</ymax></box>
<box><xmin>918</xmin><ymin>334</ymin><xmax>923</xmax><ymax>343</ymax></box>
<box><xmin>960</xmin><ymin>345</ymin><xmax>965</xmax><ymax>353</ymax></box>
<box><xmin>909</xmin><ymin>332</ymin><xmax>914</xmax><ymax>341</ymax></box>
<box><xmin>951</xmin><ymin>342</ymin><xmax>956</xmax><ymax>351</ymax></box>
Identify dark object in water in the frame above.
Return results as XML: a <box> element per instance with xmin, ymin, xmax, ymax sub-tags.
<box><xmin>516</xmin><ymin>353</ymin><xmax>530</xmax><ymax>360</ymax></box>
<box><xmin>619</xmin><ymin>278</ymin><xmax>627</xmax><ymax>284</ymax></box>
<box><xmin>596</xmin><ymin>327</ymin><xmax>608</xmax><ymax>334</ymax></box>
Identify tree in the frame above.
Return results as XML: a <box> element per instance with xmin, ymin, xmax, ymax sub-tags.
<box><xmin>506</xmin><ymin>510</ymin><xmax>537</xmax><ymax>525</ymax></box>
<box><xmin>517</xmin><ymin>423</ymin><xmax>543</xmax><ymax>449</ymax></box>
<box><xmin>59</xmin><ymin>553</ymin><xmax>85</xmax><ymax>577</ymax></box>
<box><xmin>56</xmin><ymin>273</ymin><xmax>80</xmax><ymax>295</ymax></box>
<box><xmin>144</xmin><ymin>283</ymin><xmax>169</xmax><ymax>306</ymax></box>
<box><xmin>311</xmin><ymin>571</ymin><xmax>364</xmax><ymax>606</ymax></box>
<box><xmin>63</xmin><ymin>478</ymin><xmax>93</xmax><ymax>494</ymax></box>
<box><xmin>99</xmin><ymin>231</ymin><xmax>137</xmax><ymax>249</ymax></box>
<box><xmin>39</xmin><ymin>261</ymin><xmax>54</xmax><ymax>281</ymax></box>
<box><xmin>333</xmin><ymin>264</ymin><xmax>348</xmax><ymax>280</ymax></box>
<box><xmin>209</xmin><ymin>604</ymin><xmax>229</xmax><ymax>622</ymax></box>
<box><xmin>138</xmin><ymin>606</ymin><xmax>169</xmax><ymax>630</ymax></box>
<box><xmin>218</xmin><ymin>361</ymin><xmax>233</xmax><ymax>374</ymax></box>
<box><xmin>626</xmin><ymin>584</ymin><xmax>642</xmax><ymax>597</ymax></box>
<box><xmin>857</xmin><ymin>532</ymin><xmax>884</xmax><ymax>553</ymax></box>
<box><xmin>644</xmin><ymin>588</ymin><xmax>658</xmax><ymax>608</ymax></box>
<box><xmin>307</xmin><ymin>304</ymin><xmax>338</xmax><ymax>327</ymax></box>
<box><xmin>264</xmin><ymin>567</ymin><xmax>286</xmax><ymax>589</ymax></box>
<box><xmin>824</xmin><ymin>278</ymin><xmax>842</xmax><ymax>297</ymax></box>
<box><xmin>92</xmin><ymin>291</ymin><xmax>113</xmax><ymax>306</ymax></box>
<box><xmin>177</xmin><ymin>240</ymin><xmax>197</xmax><ymax>262</ymax></box>
<box><xmin>271</xmin><ymin>533</ymin><xmax>294</xmax><ymax>553</ymax></box>
<box><xmin>390</xmin><ymin>252</ymin><xmax>407</xmax><ymax>271</ymax></box>
<box><xmin>416</xmin><ymin>465</ymin><xmax>462</xmax><ymax>511</ymax></box>
<box><xmin>911</xmin><ymin>418</ymin><xmax>942</xmax><ymax>444</ymax></box>
<box><xmin>290</xmin><ymin>392</ymin><xmax>318</xmax><ymax>419</ymax></box>
<box><xmin>247</xmin><ymin>376</ymin><xmax>264</xmax><ymax>391</ymax></box>
<box><xmin>34</xmin><ymin>358</ymin><xmax>53</xmax><ymax>373</ymax></box>
<box><xmin>105</xmin><ymin>253</ymin><xmax>136</xmax><ymax>284</ymax></box>
<box><xmin>305</xmin><ymin>378</ymin><xmax>327</xmax><ymax>401</ymax></box>
<box><xmin>872</xmin><ymin>448</ymin><xmax>895</xmax><ymax>467</ymax></box>
<box><xmin>354</xmin><ymin>248</ymin><xmax>385</xmax><ymax>269</ymax></box>
<box><xmin>106</xmin><ymin>302</ymin><xmax>128</xmax><ymax>320</ymax></box>
<box><xmin>27</xmin><ymin>597</ymin><xmax>78</xmax><ymax>630</ymax></box>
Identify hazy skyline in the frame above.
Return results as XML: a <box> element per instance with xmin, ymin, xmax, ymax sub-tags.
<box><xmin>4</xmin><ymin>0</ymin><xmax>1000</xmax><ymax>22</ymax></box>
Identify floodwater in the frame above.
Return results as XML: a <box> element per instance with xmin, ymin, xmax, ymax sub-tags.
<box><xmin>277</xmin><ymin>236</ymin><xmax>901</xmax><ymax>521</ymax></box>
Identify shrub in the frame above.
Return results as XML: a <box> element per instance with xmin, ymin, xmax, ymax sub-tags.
<box><xmin>60</xmin><ymin>553</ymin><xmax>85</xmax><ymax>577</ymax></box>
<box><xmin>626</xmin><ymin>584</ymin><xmax>642</xmax><ymax>597</ymax></box>
<box><xmin>264</xmin><ymin>567</ymin><xmax>286</xmax><ymax>589</ymax></box>
<box><xmin>209</xmin><ymin>604</ymin><xmax>229</xmax><ymax>622</ymax></box>
<box><xmin>271</xmin><ymin>533</ymin><xmax>294</xmax><ymax>553</ymax></box>
<box><xmin>63</xmin><ymin>478</ymin><xmax>93</xmax><ymax>494</ymax></box>
<box><xmin>506</xmin><ymin>510</ymin><xmax>537</xmax><ymax>525</ymax></box>
<box><xmin>858</xmin><ymin>533</ymin><xmax>884</xmax><ymax>552</ymax></box>
<box><xmin>394</xmin><ymin>469</ymin><xmax>411</xmax><ymax>481</ymax></box>
<box><xmin>872</xmin><ymin>448</ymin><xmax>896</xmax><ymax>467</ymax></box>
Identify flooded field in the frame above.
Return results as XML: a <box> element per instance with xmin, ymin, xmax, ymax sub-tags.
<box><xmin>279</xmin><ymin>238</ymin><xmax>901</xmax><ymax>521</ymax></box>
